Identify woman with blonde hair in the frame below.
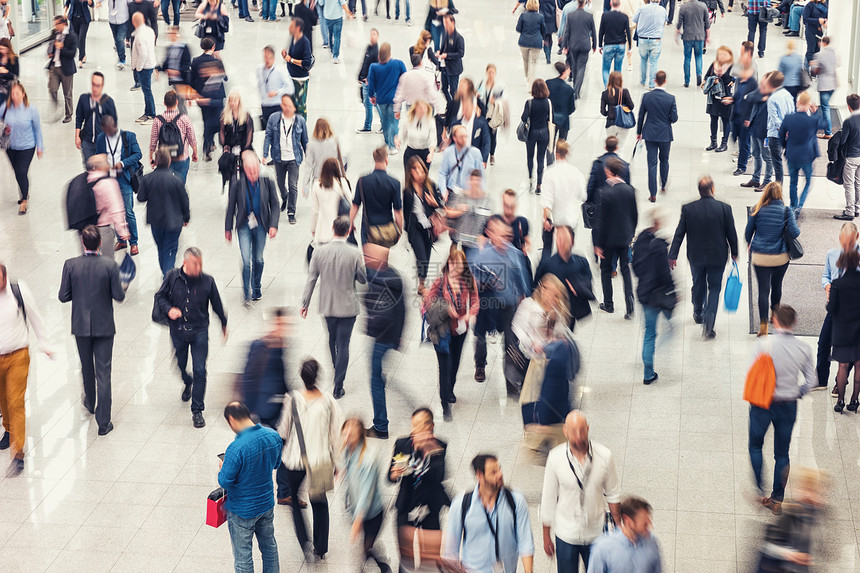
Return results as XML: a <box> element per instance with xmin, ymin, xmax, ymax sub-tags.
<box><xmin>218</xmin><ymin>90</ymin><xmax>253</xmax><ymax>188</ymax></box>
<box><xmin>745</xmin><ymin>183</ymin><xmax>800</xmax><ymax>336</ymax></box>
<box><xmin>512</xmin><ymin>273</ymin><xmax>570</xmax><ymax>361</ymax></box>
<box><xmin>397</xmin><ymin>99</ymin><xmax>437</xmax><ymax>171</ymax></box>
<box><xmin>303</xmin><ymin>118</ymin><xmax>343</xmax><ymax>197</ymax></box>
<box><xmin>424</xmin><ymin>0</ymin><xmax>453</xmax><ymax>50</ymax></box>
<box><xmin>1</xmin><ymin>81</ymin><xmax>43</xmax><ymax>215</ymax></box>
<box><xmin>516</xmin><ymin>0</ymin><xmax>546</xmax><ymax>90</ymax></box>
<box><xmin>310</xmin><ymin>157</ymin><xmax>352</xmax><ymax>249</ymax></box>
<box><xmin>703</xmin><ymin>45</ymin><xmax>735</xmax><ymax>152</ymax></box>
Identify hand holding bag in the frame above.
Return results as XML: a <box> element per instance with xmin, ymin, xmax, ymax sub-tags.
<box><xmin>724</xmin><ymin>260</ymin><xmax>742</xmax><ymax>312</ymax></box>
<box><xmin>782</xmin><ymin>208</ymin><xmax>803</xmax><ymax>260</ymax></box>
<box><xmin>290</xmin><ymin>396</ymin><xmax>334</xmax><ymax>500</ymax></box>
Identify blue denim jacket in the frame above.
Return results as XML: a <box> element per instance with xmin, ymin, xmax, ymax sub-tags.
<box><xmin>263</xmin><ymin>112</ymin><xmax>308</xmax><ymax>165</ymax></box>
<box><xmin>218</xmin><ymin>424</ymin><xmax>282</xmax><ymax>519</ymax></box>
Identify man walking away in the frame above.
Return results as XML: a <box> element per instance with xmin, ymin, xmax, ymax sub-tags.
<box><xmin>322</xmin><ymin>0</ymin><xmax>352</xmax><ymax>64</ymax></box>
<box><xmin>357</xmin><ymin>29</ymin><xmax>380</xmax><ymax>134</ymax></box>
<box><xmin>836</xmin><ymin>94</ymin><xmax>860</xmax><ymax>221</ymax></box>
<box><xmin>107</xmin><ymin>0</ymin><xmax>130</xmax><ymax>70</ymax></box>
<box><xmin>218</xmin><ymin>401</ymin><xmax>283</xmax><ymax>573</ymax></box>
<box><xmin>746</xmin><ymin>0</ymin><xmax>769</xmax><ymax>58</ymax></box>
<box><xmin>540</xmin><ymin>140</ymin><xmax>586</xmax><ymax>262</ymax></box>
<box><xmin>131</xmin><ymin>12</ymin><xmax>156</xmax><ymax>123</ymax></box>
<box><xmin>367</xmin><ymin>43</ymin><xmax>407</xmax><ymax>154</ymax></box>
<box><xmin>587</xmin><ymin>497</ymin><xmax>663</xmax><ymax>572</ymax></box>
<box><xmin>560</xmin><ymin>0</ymin><xmax>596</xmax><ymax>101</ymax></box>
<box><xmin>58</xmin><ymin>225</ymin><xmax>125</xmax><ymax>437</ymax></box>
<box><xmin>350</xmin><ymin>147</ymin><xmax>404</xmax><ymax>245</ymax></box>
<box><xmin>668</xmin><ymin>176</ymin><xmax>738</xmax><ymax>339</ymax></box>
<box><xmin>301</xmin><ymin>217</ymin><xmax>367</xmax><ymax>399</ymax></box>
<box><xmin>547</xmin><ymin>62</ymin><xmax>576</xmax><ymax>144</ymax></box>
<box><xmin>0</xmin><ymin>263</ymin><xmax>52</xmax><ymax>478</ymax></box>
<box><xmin>598</xmin><ymin>0</ymin><xmax>632</xmax><ymax>87</ymax></box>
<box><xmin>363</xmin><ymin>244</ymin><xmax>405</xmax><ymax>440</ymax></box>
<box><xmin>632</xmin><ymin>0</ymin><xmax>667</xmax><ymax>90</ymax></box>
<box><xmin>676</xmin><ymin>0</ymin><xmax>710</xmax><ymax>88</ymax></box>
<box><xmin>541</xmin><ymin>412</ymin><xmax>621</xmax><ymax>573</ymax></box>
<box><xmin>75</xmin><ymin>72</ymin><xmax>117</xmax><ymax>165</ymax></box>
<box><xmin>150</xmin><ymin>90</ymin><xmax>199</xmax><ymax>183</ymax></box>
<box><xmin>154</xmin><ymin>248</ymin><xmax>228</xmax><ymax>428</ymax></box>
<box><xmin>637</xmin><ymin>70</ymin><xmax>678</xmax><ymax>201</ymax></box>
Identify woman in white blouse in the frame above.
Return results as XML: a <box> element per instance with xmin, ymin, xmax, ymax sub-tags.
<box><xmin>302</xmin><ymin>118</ymin><xmax>342</xmax><ymax>198</ymax></box>
<box><xmin>396</xmin><ymin>99</ymin><xmax>436</xmax><ymax>172</ymax></box>
<box><xmin>278</xmin><ymin>358</ymin><xmax>343</xmax><ymax>561</ymax></box>
<box><xmin>512</xmin><ymin>273</ymin><xmax>570</xmax><ymax>361</ymax></box>
<box><xmin>310</xmin><ymin>158</ymin><xmax>352</xmax><ymax>249</ymax></box>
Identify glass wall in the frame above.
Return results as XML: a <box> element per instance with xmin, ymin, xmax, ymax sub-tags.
<box><xmin>13</xmin><ymin>0</ymin><xmax>59</xmax><ymax>51</ymax></box>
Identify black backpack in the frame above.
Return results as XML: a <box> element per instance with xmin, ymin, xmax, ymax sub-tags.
<box><xmin>460</xmin><ymin>488</ymin><xmax>518</xmax><ymax>543</ymax></box>
<box><xmin>66</xmin><ymin>173</ymin><xmax>107</xmax><ymax>230</ymax></box>
<box><xmin>156</xmin><ymin>114</ymin><xmax>185</xmax><ymax>159</ymax></box>
<box><xmin>10</xmin><ymin>282</ymin><xmax>26</xmax><ymax>323</ymax></box>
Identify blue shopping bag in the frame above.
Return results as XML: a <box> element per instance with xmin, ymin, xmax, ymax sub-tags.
<box><xmin>724</xmin><ymin>261</ymin><xmax>742</xmax><ymax>312</ymax></box>
<box><xmin>119</xmin><ymin>253</ymin><xmax>136</xmax><ymax>291</ymax></box>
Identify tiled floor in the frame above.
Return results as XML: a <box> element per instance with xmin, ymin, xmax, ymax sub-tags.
<box><xmin>0</xmin><ymin>3</ymin><xmax>858</xmax><ymax>572</ymax></box>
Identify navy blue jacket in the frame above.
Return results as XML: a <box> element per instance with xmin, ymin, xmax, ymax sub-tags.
<box><xmin>95</xmin><ymin>130</ymin><xmax>142</xmax><ymax>186</ymax></box>
<box><xmin>745</xmin><ymin>201</ymin><xmax>800</xmax><ymax>255</ymax></box>
<box><xmin>637</xmin><ymin>88</ymin><xmax>678</xmax><ymax>142</ymax></box>
<box><xmin>364</xmin><ymin>266</ymin><xmax>406</xmax><ymax>348</ymax></box>
<box><xmin>516</xmin><ymin>11</ymin><xmax>546</xmax><ymax>49</ymax></box>
<box><xmin>779</xmin><ymin>111</ymin><xmax>826</xmax><ymax>165</ymax></box>
<box><xmin>547</xmin><ymin>77</ymin><xmax>576</xmax><ymax>131</ymax></box>
<box><xmin>745</xmin><ymin>88</ymin><xmax>769</xmax><ymax>140</ymax></box>
<box><xmin>65</xmin><ymin>0</ymin><xmax>92</xmax><ymax>23</ymax></box>
<box><xmin>241</xmin><ymin>339</ymin><xmax>288</xmax><ymax>426</ymax></box>
<box><xmin>586</xmin><ymin>152</ymin><xmax>630</xmax><ymax>204</ymax></box>
<box><xmin>840</xmin><ymin>114</ymin><xmax>860</xmax><ymax>159</ymax></box>
<box><xmin>632</xmin><ymin>228</ymin><xmax>674</xmax><ymax>307</ymax></box>
<box><xmin>733</xmin><ymin>77</ymin><xmax>758</xmax><ymax>123</ymax></box>
<box><xmin>522</xmin><ymin>338</ymin><xmax>579</xmax><ymax>426</ymax></box>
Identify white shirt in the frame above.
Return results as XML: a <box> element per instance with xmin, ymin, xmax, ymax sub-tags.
<box><xmin>0</xmin><ymin>3</ymin><xmax>10</xmax><ymax>41</ymax></box>
<box><xmin>541</xmin><ymin>159</ymin><xmax>587</xmax><ymax>228</ymax></box>
<box><xmin>311</xmin><ymin>179</ymin><xmax>352</xmax><ymax>245</ymax></box>
<box><xmin>104</xmin><ymin>132</ymin><xmax>123</xmax><ymax>170</ymax></box>
<box><xmin>540</xmin><ymin>441</ymin><xmax>621</xmax><ymax>545</ymax></box>
<box><xmin>279</xmin><ymin>114</ymin><xmax>295</xmax><ymax>162</ymax></box>
<box><xmin>131</xmin><ymin>25</ymin><xmax>156</xmax><ymax>71</ymax></box>
<box><xmin>107</xmin><ymin>0</ymin><xmax>129</xmax><ymax>25</ymax></box>
<box><xmin>277</xmin><ymin>391</ymin><xmax>343</xmax><ymax>471</ymax></box>
<box><xmin>0</xmin><ymin>282</ymin><xmax>51</xmax><ymax>356</ymax></box>
<box><xmin>511</xmin><ymin>298</ymin><xmax>568</xmax><ymax>360</ymax></box>
<box><xmin>398</xmin><ymin>114</ymin><xmax>437</xmax><ymax>151</ymax></box>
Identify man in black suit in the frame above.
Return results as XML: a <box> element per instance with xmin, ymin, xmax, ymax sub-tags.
<box><xmin>586</xmin><ymin>135</ymin><xmax>629</xmax><ymax>206</ymax></box>
<box><xmin>637</xmin><ymin>70</ymin><xmax>678</xmax><ymax>202</ymax></box>
<box><xmin>668</xmin><ymin>176</ymin><xmax>739</xmax><ymax>339</ymax></box>
<box><xmin>47</xmin><ymin>15</ymin><xmax>78</xmax><ymax>123</ymax></box>
<box><xmin>438</xmin><ymin>14</ymin><xmax>465</xmax><ymax>103</ymax></box>
<box><xmin>594</xmin><ymin>156</ymin><xmax>637</xmax><ymax>319</ymax></box>
<box><xmin>58</xmin><ymin>225</ymin><xmax>126</xmax><ymax>436</ymax></box>
<box><xmin>547</xmin><ymin>62</ymin><xmax>576</xmax><ymax>143</ymax></box>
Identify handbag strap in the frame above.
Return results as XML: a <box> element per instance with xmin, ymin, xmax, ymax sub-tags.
<box><xmin>289</xmin><ymin>396</ymin><xmax>312</xmax><ymax>471</ymax></box>
<box><xmin>616</xmin><ymin>88</ymin><xmax>622</xmax><ymax>107</ymax></box>
<box><xmin>358</xmin><ymin>178</ymin><xmax>368</xmax><ymax>224</ymax></box>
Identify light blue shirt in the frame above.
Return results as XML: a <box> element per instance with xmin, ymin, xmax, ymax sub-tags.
<box><xmin>443</xmin><ymin>488</ymin><xmax>534</xmax><ymax>573</ymax></box>
<box><xmin>257</xmin><ymin>64</ymin><xmax>294</xmax><ymax>107</ymax></box>
<box><xmin>822</xmin><ymin>245</ymin><xmax>860</xmax><ymax>287</ymax></box>
<box><xmin>587</xmin><ymin>529</ymin><xmax>663</xmax><ymax>573</ymax></box>
<box><xmin>437</xmin><ymin>144</ymin><xmax>484</xmax><ymax>192</ymax></box>
<box><xmin>766</xmin><ymin>88</ymin><xmax>795</xmax><ymax>138</ymax></box>
<box><xmin>632</xmin><ymin>3</ymin><xmax>667</xmax><ymax>39</ymax></box>
<box><xmin>471</xmin><ymin>242</ymin><xmax>530</xmax><ymax>307</ymax></box>
<box><xmin>0</xmin><ymin>103</ymin><xmax>43</xmax><ymax>151</ymax></box>
<box><xmin>321</xmin><ymin>0</ymin><xmax>346</xmax><ymax>21</ymax></box>
<box><xmin>342</xmin><ymin>446</ymin><xmax>384</xmax><ymax>521</ymax></box>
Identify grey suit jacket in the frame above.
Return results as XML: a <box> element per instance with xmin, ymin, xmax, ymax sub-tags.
<box><xmin>302</xmin><ymin>239</ymin><xmax>367</xmax><ymax>318</ymax></box>
<box><xmin>58</xmin><ymin>254</ymin><xmax>125</xmax><ymax>337</ymax></box>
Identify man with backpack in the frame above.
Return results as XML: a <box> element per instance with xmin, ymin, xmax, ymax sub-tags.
<box><xmin>96</xmin><ymin>115</ymin><xmax>143</xmax><ymax>256</ymax></box>
<box><xmin>0</xmin><ymin>263</ymin><xmax>52</xmax><ymax>478</ymax></box>
<box><xmin>443</xmin><ymin>453</ymin><xmax>534</xmax><ymax>573</ymax></box>
<box><xmin>149</xmin><ymin>90</ymin><xmax>198</xmax><ymax>183</ymax></box>
<box><xmin>66</xmin><ymin>154</ymin><xmax>130</xmax><ymax>260</ymax></box>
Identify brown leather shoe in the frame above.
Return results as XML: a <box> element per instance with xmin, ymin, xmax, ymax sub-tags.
<box><xmin>114</xmin><ymin>241</ymin><xmax>127</xmax><ymax>252</ymax></box>
<box><xmin>277</xmin><ymin>496</ymin><xmax>308</xmax><ymax>508</ymax></box>
<box><xmin>130</xmin><ymin>245</ymin><xmax>139</xmax><ymax>256</ymax></box>
<box><xmin>762</xmin><ymin>496</ymin><xmax>782</xmax><ymax>515</ymax></box>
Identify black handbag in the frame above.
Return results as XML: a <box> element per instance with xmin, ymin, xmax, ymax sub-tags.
<box><xmin>782</xmin><ymin>208</ymin><xmax>803</xmax><ymax>260</ymax></box>
<box><xmin>581</xmin><ymin>202</ymin><xmax>596</xmax><ymax>229</ymax></box>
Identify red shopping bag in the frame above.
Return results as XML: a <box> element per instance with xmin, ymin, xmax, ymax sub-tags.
<box><xmin>206</xmin><ymin>488</ymin><xmax>227</xmax><ymax>528</ymax></box>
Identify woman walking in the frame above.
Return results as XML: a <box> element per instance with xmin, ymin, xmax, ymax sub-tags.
<box><xmin>403</xmin><ymin>156</ymin><xmax>442</xmax><ymax>294</ymax></box>
<box><xmin>397</xmin><ymin>100</ymin><xmax>437</xmax><ymax>171</ymax></box>
<box><xmin>477</xmin><ymin>64</ymin><xmax>506</xmax><ymax>165</ymax></box>
<box><xmin>407</xmin><ymin>29</ymin><xmax>440</xmax><ymax>72</ymax></box>
<box><xmin>703</xmin><ymin>45</ymin><xmax>734</xmax><ymax>153</ymax></box>
<box><xmin>218</xmin><ymin>90</ymin><xmax>253</xmax><ymax>189</ymax></box>
<box><xmin>1</xmin><ymin>82</ymin><xmax>43</xmax><ymax>215</ymax></box>
<box><xmin>303</xmin><ymin>118</ymin><xmax>342</xmax><ymax>198</ymax></box>
<box><xmin>599</xmin><ymin>71</ymin><xmax>635</xmax><ymax>146</ymax></box>
<box><xmin>777</xmin><ymin>41</ymin><xmax>803</xmax><ymax>100</ymax></box>
<box><xmin>310</xmin><ymin>158</ymin><xmax>351</xmax><ymax>249</ymax></box>
<box><xmin>745</xmin><ymin>183</ymin><xmax>800</xmax><ymax>337</ymax></box>
<box><xmin>0</xmin><ymin>39</ymin><xmax>19</xmax><ymax>100</ymax></box>
<box><xmin>278</xmin><ymin>359</ymin><xmax>342</xmax><ymax>562</ymax></box>
<box><xmin>423</xmin><ymin>250</ymin><xmax>478</xmax><ymax>421</ymax></box>
<box><xmin>828</xmin><ymin>248</ymin><xmax>860</xmax><ymax>413</ymax></box>
<box><xmin>195</xmin><ymin>0</ymin><xmax>229</xmax><ymax>54</ymax></box>
<box><xmin>516</xmin><ymin>0</ymin><xmax>546</xmax><ymax>90</ymax></box>
<box><xmin>522</xmin><ymin>78</ymin><xmax>552</xmax><ymax>194</ymax></box>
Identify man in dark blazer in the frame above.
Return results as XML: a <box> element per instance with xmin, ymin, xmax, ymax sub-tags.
<box><xmin>586</xmin><ymin>135</ymin><xmax>629</xmax><ymax>205</ymax></box>
<box><xmin>47</xmin><ymin>15</ymin><xmax>78</xmax><ymax>123</ymax></box>
<box><xmin>637</xmin><ymin>70</ymin><xmax>678</xmax><ymax>201</ymax></box>
<box><xmin>594</xmin><ymin>156</ymin><xmax>637</xmax><ymax>319</ymax></box>
<box><xmin>547</xmin><ymin>61</ymin><xmax>576</xmax><ymax>142</ymax></box>
<box><xmin>448</xmin><ymin>103</ymin><xmax>491</xmax><ymax>165</ymax></box>
<box><xmin>560</xmin><ymin>0</ymin><xmax>597</xmax><ymax>100</ymax></box>
<box><xmin>225</xmin><ymin>151</ymin><xmax>281</xmax><ymax>305</ymax></box>
<box><xmin>668</xmin><ymin>176</ymin><xmax>739</xmax><ymax>339</ymax></box>
<box><xmin>438</xmin><ymin>14</ymin><xmax>465</xmax><ymax>103</ymax></box>
<box><xmin>58</xmin><ymin>225</ymin><xmax>126</xmax><ymax>436</ymax></box>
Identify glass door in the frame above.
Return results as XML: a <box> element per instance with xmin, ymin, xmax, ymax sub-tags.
<box><xmin>14</xmin><ymin>0</ymin><xmax>57</xmax><ymax>50</ymax></box>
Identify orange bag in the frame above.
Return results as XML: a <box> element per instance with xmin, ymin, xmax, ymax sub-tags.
<box><xmin>744</xmin><ymin>343</ymin><xmax>776</xmax><ymax>409</ymax></box>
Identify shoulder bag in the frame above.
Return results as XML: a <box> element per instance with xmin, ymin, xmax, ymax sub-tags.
<box><xmin>359</xmin><ymin>178</ymin><xmax>402</xmax><ymax>248</ymax></box>
<box><xmin>290</xmin><ymin>395</ymin><xmax>334</xmax><ymax>500</ymax></box>
<box><xmin>782</xmin><ymin>207</ymin><xmax>803</xmax><ymax>260</ymax></box>
<box><xmin>744</xmin><ymin>340</ymin><xmax>776</xmax><ymax>409</ymax></box>
<box><xmin>614</xmin><ymin>89</ymin><xmax>636</xmax><ymax>129</ymax></box>
<box><xmin>0</xmin><ymin>105</ymin><xmax>10</xmax><ymax>150</ymax></box>
<box><xmin>516</xmin><ymin>100</ymin><xmax>532</xmax><ymax>143</ymax></box>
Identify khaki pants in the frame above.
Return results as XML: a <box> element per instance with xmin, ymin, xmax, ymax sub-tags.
<box><xmin>0</xmin><ymin>348</ymin><xmax>30</xmax><ymax>460</ymax></box>
<box><xmin>523</xmin><ymin>423</ymin><xmax>565</xmax><ymax>463</ymax></box>
<box><xmin>520</xmin><ymin>46</ymin><xmax>542</xmax><ymax>90</ymax></box>
<box><xmin>47</xmin><ymin>66</ymin><xmax>74</xmax><ymax>119</ymax></box>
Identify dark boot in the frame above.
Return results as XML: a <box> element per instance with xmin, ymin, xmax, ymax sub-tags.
<box><xmin>715</xmin><ymin>138</ymin><xmax>729</xmax><ymax>153</ymax></box>
<box><xmin>705</xmin><ymin>137</ymin><xmax>718</xmax><ymax>151</ymax></box>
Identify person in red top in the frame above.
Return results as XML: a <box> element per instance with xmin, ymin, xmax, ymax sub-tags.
<box><xmin>423</xmin><ymin>249</ymin><xmax>478</xmax><ymax>421</ymax></box>
<box><xmin>149</xmin><ymin>90</ymin><xmax>198</xmax><ymax>183</ymax></box>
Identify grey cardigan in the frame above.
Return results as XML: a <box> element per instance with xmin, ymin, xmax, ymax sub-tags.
<box><xmin>302</xmin><ymin>239</ymin><xmax>367</xmax><ymax>317</ymax></box>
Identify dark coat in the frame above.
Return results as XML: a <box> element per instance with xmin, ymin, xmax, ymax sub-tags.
<box><xmin>225</xmin><ymin>174</ymin><xmax>281</xmax><ymax>232</ymax></box>
<box><xmin>534</xmin><ymin>253</ymin><xmax>594</xmax><ymax>323</ymax></box>
<box><xmin>75</xmin><ymin>94</ymin><xmax>118</xmax><ymax>144</ymax></box>
<box><xmin>586</xmin><ymin>151</ymin><xmax>630</xmax><ymax>204</ymax></box>
<box><xmin>402</xmin><ymin>181</ymin><xmax>443</xmax><ymax>233</ymax></box>
<box><xmin>594</xmin><ymin>181</ymin><xmax>637</xmax><ymax>249</ymax></box>
<box><xmin>745</xmin><ymin>201</ymin><xmax>800</xmax><ymax>255</ymax></box>
<box><xmin>560</xmin><ymin>7</ymin><xmax>596</xmax><ymax>51</ymax></box>
<box><xmin>137</xmin><ymin>167</ymin><xmax>190</xmax><ymax>230</ymax></box>
<box><xmin>154</xmin><ymin>268</ymin><xmax>228</xmax><ymax>335</ymax></box>
<box><xmin>241</xmin><ymin>339</ymin><xmax>288</xmax><ymax>425</ymax></box>
<box><xmin>827</xmin><ymin>269</ymin><xmax>860</xmax><ymax>349</ymax></box>
<box><xmin>540</xmin><ymin>0</ymin><xmax>558</xmax><ymax>35</ymax></box>
<box><xmin>637</xmin><ymin>88</ymin><xmax>678</xmax><ymax>142</ymax></box>
<box><xmin>600</xmin><ymin>87</ymin><xmax>634</xmax><ymax>128</ymax></box>
<box><xmin>364</xmin><ymin>266</ymin><xmax>406</xmax><ymax>347</ymax></box>
<box><xmin>632</xmin><ymin>229</ymin><xmax>674</xmax><ymax>307</ymax></box>
<box><xmin>388</xmin><ymin>436</ymin><xmax>450</xmax><ymax>528</ymax></box>
<box><xmin>547</xmin><ymin>77</ymin><xmax>576</xmax><ymax>131</ymax></box>
<box><xmin>522</xmin><ymin>337</ymin><xmax>579</xmax><ymax>426</ymax></box>
<box><xmin>58</xmin><ymin>254</ymin><xmax>125</xmax><ymax>337</ymax></box>
<box><xmin>516</xmin><ymin>11</ymin><xmax>546</xmax><ymax>49</ymax></box>
<box><xmin>840</xmin><ymin>114</ymin><xmax>860</xmax><ymax>159</ymax></box>
<box><xmin>745</xmin><ymin>88</ymin><xmax>770</xmax><ymax>140</ymax></box>
<box><xmin>95</xmin><ymin>130</ymin><xmax>143</xmax><ymax>186</ymax></box>
<box><xmin>668</xmin><ymin>196</ymin><xmax>739</xmax><ymax>267</ymax></box>
<box><xmin>779</xmin><ymin>111</ymin><xmax>827</xmax><ymax>165</ymax></box>
<box><xmin>158</xmin><ymin>42</ymin><xmax>192</xmax><ymax>86</ymax></box>
<box><xmin>47</xmin><ymin>29</ymin><xmax>78</xmax><ymax>76</ymax></box>
<box><xmin>704</xmin><ymin>63</ymin><xmax>734</xmax><ymax>119</ymax></box>
<box><xmin>450</xmin><ymin>113</ymin><xmax>491</xmax><ymax>162</ymax></box>
<box><xmin>65</xmin><ymin>0</ymin><xmax>93</xmax><ymax>23</ymax></box>
<box><xmin>439</xmin><ymin>28</ymin><xmax>465</xmax><ymax>76</ymax></box>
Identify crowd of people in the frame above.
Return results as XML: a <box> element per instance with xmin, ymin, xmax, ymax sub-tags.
<box><xmin>0</xmin><ymin>0</ymin><xmax>857</xmax><ymax>571</ymax></box>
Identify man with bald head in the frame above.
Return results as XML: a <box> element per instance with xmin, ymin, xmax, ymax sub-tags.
<box><xmin>362</xmin><ymin>243</ymin><xmax>405</xmax><ymax>439</ymax></box>
<box><xmin>539</xmin><ymin>411</ymin><xmax>621</xmax><ymax>573</ymax></box>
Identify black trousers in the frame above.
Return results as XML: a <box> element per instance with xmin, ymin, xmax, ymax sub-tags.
<box><xmin>407</xmin><ymin>220</ymin><xmax>432</xmax><ymax>281</ymax></box>
<box><xmin>261</xmin><ymin>105</ymin><xmax>280</xmax><ymax>131</ymax></box>
<box><xmin>324</xmin><ymin>316</ymin><xmax>355</xmax><ymax>392</ymax></box>
<box><xmin>753</xmin><ymin>262</ymin><xmax>789</xmax><ymax>323</ymax></box>
<box><xmin>489</xmin><ymin>127</ymin><xmax>498</xmax><ymax>156</ymax></box>
<box><xmin>362</xmin><ymin>511</ymin><xmax>388</xmax><ymax>571</ymax></box>
<box><xmin>690</xmin><ymin>263</ymin><xmax>724</xmax><ymax>335</ymax></box>
<box><xmin>71</xmin><ymin>16</ymin><xmax>90</xmax><ymax>61</ymax></box>
<box><xmin>600</xmin><ymin>245</ymin><xmax>633</xmax><ymax>314</ymax></box>
<box><xmin>474</xmin><ymin>306</ymin><xmax>516</xmax><ymax>369</ymax></box>
<box><xmin>747</xmin><ymin>14</ymin><xmax>767</xmax><ymax>54</ymax></box>
<box><xmin>526</xmin><ymin>134</ymin><xmax>550</xmax><ymax>186</ymax></box>
<box><xmin>541</xmin><ymin>225</ymin><xmax>554</xmax><ymax>265</ymax></box>
<box><xmin>645</xmin><ymin>140</ymin><xmax>671</xmax><ymax>198</ymax></box>
<box><xmin>403</xmin><ymin>146</ymin><xmax>429</xmax><ymax>172</ymax></box>
<box><xmin>436</xmin><ymin>330</ymin><xmax>467</xmax><ymax>407</ymax></box>
<box><xmin>817</xmin><ymin>311</ymin><xmax>835</xmax><ymax>386</ymax></box>
<box><xmin>6</xmin><ymin>147</ymin><xmax>35</xmax><ymax>201</ymax></box>
<box><xmin>710</xmin><ymin>115</ymin><xmax>730</xmax><ymax>144</ymax></box>
<box><xmin>660</xmin><ymin>0</ymin><xmax>676</xmax><ymax>23</ymax></box>
<box><xmin>285</xmin><ymin>468</ymin><xmax>329</xmax><ymax>556</ymax></box>
<box><xmin>75</xmin><ymin>335</ymin><xmax>114</xmax><ymax>430</ymax></box>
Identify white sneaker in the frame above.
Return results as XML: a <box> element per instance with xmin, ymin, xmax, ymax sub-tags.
<box><xmin>116</xmin><ymin>62</ymin><xmax>125</xmax><ymax>70</ymax></box>
<box><xmin>388</xmin><ymin>147</ymin><xmax>398</xmax><ymax>156</ymax></box>
<box><xmin>333</xmin><ymin>57</ymin><xmax>340</xmax><ymax>64</ymax></box>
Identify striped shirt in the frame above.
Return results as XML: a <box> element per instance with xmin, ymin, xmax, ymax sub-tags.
<box><xmin>149</xmin><ymin>108</ymin><xmax>197</xmax><ymax>160</ymax></box>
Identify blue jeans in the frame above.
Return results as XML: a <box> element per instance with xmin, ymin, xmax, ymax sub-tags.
<box><xmin>261</xmin><ymin>0</ymin><xmax>278</xmax><ymax>20</ymax></box>
<box><xmin>171</xmin><ymin>329</ymin><xmax>208</xmax><ymax>412</ymax></box>
<box><xmin>118</xmin><ymin>180</ymin><xmax>138</xmax><ymax>245</ymax></box>
<box><xmin>318</xmin><ymin>4</ymin><xmax>329</xmax><ymax>46</ymax></box>
<box><xmin>601</xmin><ymin>43</ymin><xmax>626</xmax><ymax>86</ymax></box>
<box><xmin>642</xmin><ymin>304</ymin><xmax>671</xmax><ymax>379</ymax></box>
<box><xmin>237</xmin><ymin>223</ymin><xmax>267</xmax><ymax>301</ymax></box>
<box><xmin>138</xmin><ymin>68</ymin><xmax>155</xmax><ymax>117</ymax></box>
<box><xmin>819</xmin><ymin>90</ymin><xmax>833</xmax><ymax>135</ymax></box>
<box><xmin>682</xmin><ymin>40</ymin><xmax>704</xmax><ymax>85</ymax></box>
<box><xmin>749</xmin><ymin>400</ymin><xmax>797</xmax><ymax>502</ymax></box>
<box><xmin>788</xmin><ymin>4</ymin><xmax>802</xmax><ymax>31</ymax></box>
<box><xmin>690</xmin><ymin>264</ymin><xmax>723</xmax><ymax>335</ymax></box>
<box><xmin>326</xmin><ymin>17</ymin><xmax>343</xmax><ymax>58</ymax></box>
<box><xmin>747</xmin><ymin>14</ymin><xmax>767</xmax><ymax>55</ymax></box>
<box><xmin>151</xmin><ymin>227</ymin><xmax>181</xmax><ymax>278</ymax></box>
<box><xmin>378</xmin><ymin>103</ymin><xmax>397</xmax><ymax>149</ymax></box>
<box><xmin>430</xmin><ymin>24</ymin><xmax>442</xmax><ymax>53</ymax></box>
<box><xmin>787</xmin><ymin>161</ymin><xmax>813</xmax><ymax>210</ymax></box>
<box><xmin>556</xmin><ymin>538</ymin><xmax>591</xmax><ymax>573</ymax></box>
<box><xmin>227</xmin><ymin>508</ymin><xmax>279</xmax><ymax>573</ymax></box>
<box><xmin>237</xmin><ymin>0</ymin><xmax>249</xmax><ymax>18</ymax></box>
<box><xmin>170</xmin><ymin>158</ymin><xmax>190</xmax><ymax>183</ymax></box>
<box><xmin>750</xmin><ymin>137</ymin><xmax>772</xmax><ymax>183</ymax></box>
<box><xmin>736</xmin><ymin>123</ymin><xmax>751</xmax><ymax>170</ymax></box>
<box><xmin>395</xmin><ymin>0</ymin><xmax>409</xmax><ymax>20</ymax></box>
<box><xmin>370</xmin><ymin>341</ymin><xmax>395</xmax><ymax>433</ymax></box>
<box><xmin>161</xmin><ymin>0</ymin><xmax>181</xmax><ymax>24</ymax></box>
<box><xmin>638</xmin><ymin>38</ymin><xmax>662</xmax><ymax>88</ymax></box>
<box><xmin>109</xmin><ymin>22</ymin><xmax>127</xmax><ymax>63</ymax></box>
<box><xmin>362</xmin><ymin>83</ymin><xmax>380</xmax><ymax>131</ymax></box>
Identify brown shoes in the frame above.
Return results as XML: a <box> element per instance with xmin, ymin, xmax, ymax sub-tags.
<box><xmin>762</xmin><ymin>496</ymin><xmax>782</xmax><ymax>515</ymax></box>
<box><xmin>17</xmin><ymin>200</ymin><xmax>27</xmax><ymax>215</ymax></box>
<box><xmin>277</xmin><ymin>496</ymin><xmax>308</xmax><ymax>508</ymax></box>
<box><xmin>130</xmin><ymin>245</ymin><xmax>139</xmax><ymax>256</ymax></box>
<box><xmin>757</xmin><ymin>322</ymin><xmax>768</xmax><ymax>337</ymax></box>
